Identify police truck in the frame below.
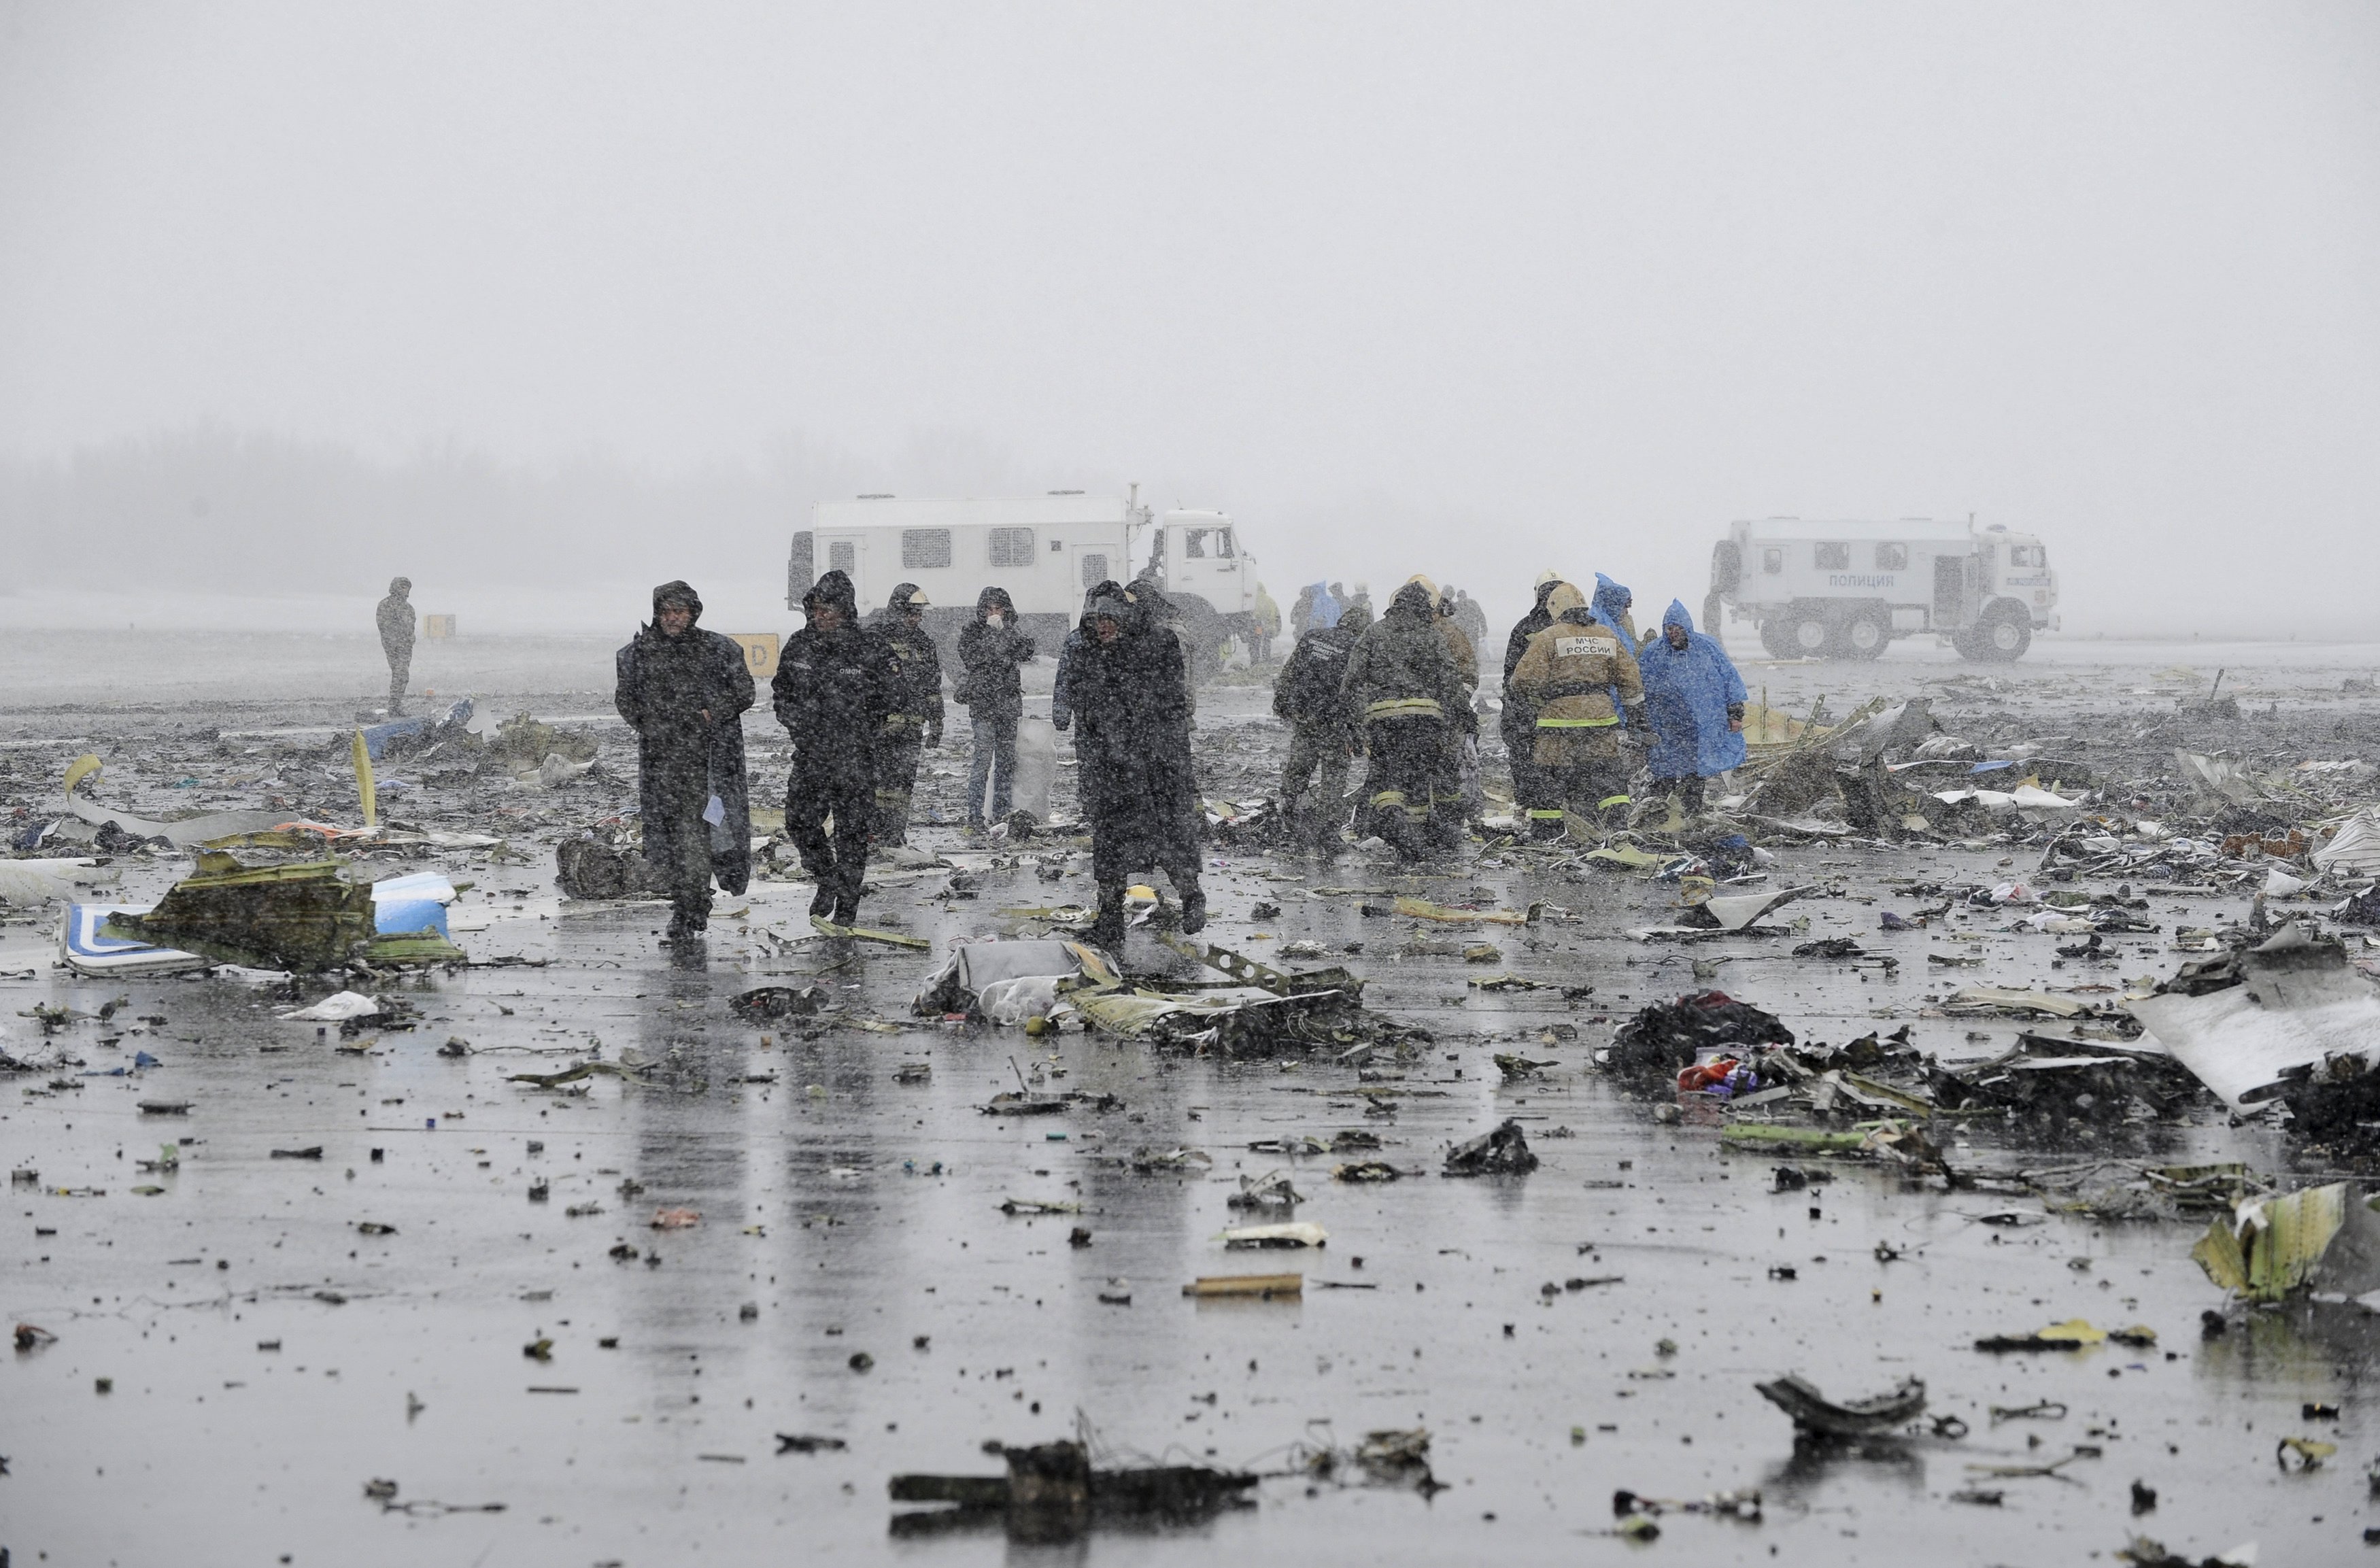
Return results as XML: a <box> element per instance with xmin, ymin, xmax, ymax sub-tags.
<box><xmin>1705</xmin><ymin>517</ymin><xmax>2060</xmax><ymax>662</ymax></box>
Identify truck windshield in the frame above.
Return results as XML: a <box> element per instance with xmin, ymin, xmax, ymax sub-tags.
<box><xmin>1180</xmin><ymin>527</ymin><xmax>1233</xmax><ymax>560</ymax></box>
<box><xmin>2010</xmin><ymin>544</ymin><xmax>2047</xmax><ymax>568</ymax></box>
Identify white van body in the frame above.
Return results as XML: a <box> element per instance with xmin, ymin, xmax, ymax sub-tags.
<box><xmin>1708</xmin><ymin>517</ymin><xmax>2059</xmax><ymax>662</ymax></box>
<box><xmin>790</xmin><ymin>492</ymin><xmax>1256</xmax><ymax>671</ymax></box>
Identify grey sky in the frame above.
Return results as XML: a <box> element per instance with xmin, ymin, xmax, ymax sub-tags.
<box><xmin>3</xmin><ymin>2</ymin><xmax>2376</xmax><ymax>632</ymax></box>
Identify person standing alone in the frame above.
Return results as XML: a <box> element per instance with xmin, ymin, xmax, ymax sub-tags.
<box><xmin>376</xmin><ymin>577</ymin><xmax>415</xmax><ymax>715</ymax></box>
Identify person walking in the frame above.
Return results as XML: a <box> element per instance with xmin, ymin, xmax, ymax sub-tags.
<box><xmin>954</xmin><ymin>587</ymin><xmax>1034</xmax><ymax>830</ymax></box>
<box><xmin>1506</xmin><ymin>581</ymin><xmax>1647</xmax><ymax>838</ymax></box>
<box><xmin>1341</xmin><ymin>578</ymin><xmax>1469</xmax><ymax>859</ymax></box>
<box><xmin>1272</xmin><ymin>596</ymin><xmax>1370</xmax><ymax>847</ymax></box>
<box><xmin>1637</xmin><ymin>599</ymin><xmax>1748</xmax><ymax>815</ymax></box>
<box><xmin>868</xmin><ymin>583</ymin><xmax>944</xmax><ymax>845</ymax></box>
<box><xmin>1071</xmin><ymin>585</ymin><xmax>1206</xmax><ymax>949</ymax></box>
<box><xmin>613</xmin><ymin>581</ymin><xmax>755</xmax><ymax>954</ymax></box>
<box><xmin>375</xmin><ymin>577</ymin><xmax>415</xmax><ymax>715</ymax></box>
<box><xmin>772</xmin><ymin>568</ymin><xmax>896</xmax><ymax>929</ymax></box>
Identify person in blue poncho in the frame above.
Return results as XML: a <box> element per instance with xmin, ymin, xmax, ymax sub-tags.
<box><xmin>1588</xmin><ymin>574</ymin><xmax>1639</xmax><ymax>645</ymax></box>
<box><xmin>1637</xmin><ymin>599</ymin><xmax>1748</xmax><ymax>815</ymax></box>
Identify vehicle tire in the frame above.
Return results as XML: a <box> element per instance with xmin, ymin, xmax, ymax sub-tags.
<box><xmin>1951</xmin><ymin>626</ymin><xmax>1984</xmax><ymax>662</ymax></box>
<box><xmin>1756</xmin><ymin>619</ymin><xmax>1795</xmax><ymax>660</ymax></box>
<box><xmin>1971</xmin><ymin>606</ymin><xmax>2031</xmax><ymax>662</ymax></box>
<box><xmin>1788</xmin><ymin>613</ymin><xmax>1833</xmax><ymax>659</ymax></box>
<box><xmin>1844</xmin><ymin>608</ymin><xmax>1889</xmax><ymax>660</ymax></box>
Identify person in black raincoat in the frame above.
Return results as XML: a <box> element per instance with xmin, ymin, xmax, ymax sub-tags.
<box><xmin>867</xmin><ymin>582</ymin><xmax>944</xmax><ymax>845</ymax></box>
<box><xmin>772</xmin><ymin>568</ymin><xmax>897</xmax><ymax>927</ymax></box>
<box><xmin>614</xmin><ymin>580</ymin><xmax>755</xmax><ymax>950</ymax></box>
<box><xmin>954</xmin><ymin>586</ymin><xmax>1035</xmax><ymax>829</ymax></box>
<box><xmin>1070</xmin><ymin>583</ymin><xmax>1205</xmax><ymax>949</ymax></box>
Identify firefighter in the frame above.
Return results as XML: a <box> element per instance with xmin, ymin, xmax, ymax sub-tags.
<box><xmin>869</xmin><ymin>583</ymin><xmax>943</xmax><ymax>845</ymax></box>
<box><xmin>1340</xmin><ymin>579</ymin><xmax>1469</xmax><ymax>859</ymax></box>
<box><xmin>613</xmin><ymin>580</ymin><xmax>755</xmax><ymax>955</ymax></box>
<box><xmin>1501</xmin><ymin>572</ymin><xmax>1566</xmax><ymax>817</ymax></box>
<box><xmin>772</xmin><ymin>569</ymin><xmax>897</xmax><ymax>930</ymax></box>
<box><xmin>1272</xmin><ymin>597</ymin><xmax>1371</xmax><ymax>847</ymax></box>
<box><xmin>1506</xmin><ymin>581</ymin><xmax>1648</xmax><ymax>838</ymax></box>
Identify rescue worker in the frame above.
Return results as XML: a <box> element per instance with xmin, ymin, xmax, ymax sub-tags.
<box><xmin>1501</xmin><ymin>572</ymin><xmax>1567</xmax><ymax>814</ymax></box>
<box><xmin>868</xmin><ymin>583</ymin><xmax>943</xmax><ymax>845</ymax></box>
<box><xmin>1128</xmin><ymin>576</ymin><xmax>1198</xmax><ymax>718</ymax></box>
<box><xmin>954</xmin><ymin>587</ymin><xmax>1034</xmax><ymax>830</ymax></box>
<box><xmin>772</xmin><ymin>568</ymin><xmax>896</xmax><ymax>929</ymax></box>
<box><xmin>1427</xmin><ymin>580</ymin><xmax>1482</xmax><ymax>819</ymax></box>
<box><xmin>1590</xmin><ymin>573</ymin><xmax>1639</xmax><ymax>644</ymax></box>
<box><xmin>1506</xmin><ymin>581</ymin><xmax>1648</xmax><ymax>838</ymax></box>
<box><xmin>1341</xmin><ymin>578</ymin><xmax>1469</xmax><ymax>859</ymax></box>
<box><xmin>1272</xmin><ymin>597</ymin><xmax>1371</xmax><ymax>847</ymax></box>
<box><xmin>1452</xmin><ymin>587</ymin><xmax>1489</xmax><ymax>652</ymax></box>
<box><xmin>1638</xmin><ymin>599</ymin><xmax>1748</xmax><ymax>815</ymax></box>
<box><xmin>375</xmin><ymin>577</ymin><xmax>415</xmax><ymax>715</ymax></box>
<box><xmin>614</xmin><ymin>580</ymin><xmax>755</xmax><ymax>953</ymax></box>
<box><xmin>1252</xmin><ymin>581</ymin><xmax>1281</xmax><ymax>663</ymax></box>
<box><xmin>1071</xmin><ymin>585</ymin><xmax>1205</xmax><ymax>949</ymax></box>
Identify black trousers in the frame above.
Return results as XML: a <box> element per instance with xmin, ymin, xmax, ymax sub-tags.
<box><xmin>788</xmin><ymin>764</ymin><xmax>874</xmax><ymax>914</ymax></box>
<box><xmin>642</xmin><ymin>753</ymin><xmax>714</xmax><ymax>924</ymax></box>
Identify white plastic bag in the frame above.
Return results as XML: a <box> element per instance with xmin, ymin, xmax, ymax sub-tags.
<box><xmin>1010</xmin><ymin>715</ymin><xmax>1056</xmax><ymax>822</ymax></box>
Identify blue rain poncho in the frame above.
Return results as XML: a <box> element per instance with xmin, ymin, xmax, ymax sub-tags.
<box><xmin>1638</xmin><ymin>600</ymin><xmax>1748</xmax><ymax>779</ymax></box>
<box><xmin>1588</xmin><ymin>574</ymin><xmax>1634</xmax><ymax>640</ymax></box>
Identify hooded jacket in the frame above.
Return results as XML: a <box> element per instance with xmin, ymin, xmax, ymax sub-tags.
<box><xmin>1590</xmin><ymin>573</ymin><xmax>1639</xmax><ymax>645</ymax></box>
<box><xmin>1273</xmin><ymin>599</ymin><xmax>1370</xmax><ymax>728</ymax></box>
<box><xmin>1341</xmin><ymin>580</ymin><xmax>1467</xmax><ymax>728</ymax></box>
<box><xmin>1069</xmin><ymin>583</ymin><xmax>1201</xmax><ymax>866</ymax></box>
<box><xmin>954</xmin><ymin>586</ymin><xmax>1035</xmax><ymax>719</ymax></box>
<box><xmin>614</xmin><ymin>580</ymin><xmax>757</xmax><ymax>893</ymax></box>
<box><xmin>1638</xmin><ymin>600</ymin><xmax>1748</xmax><ymax>779</ymax></box>
<box><xmin>1506</xmin><ymin>582</ymin><xmax>1645</xmax><ymax>743</ymax></box>
<box><xmin>868</xmin><ymin>582</ymin><xmax>945</xmax><ymax>740</ymax></box>
<box><xmin>772</xmin><ymin>569</ymin><xmax>898</xmax><ymax>781</ymax></box>
<box><xmin>376</xmin><ymin>577</ymin><xmax>415</xmax><ymax>655</ymax></box>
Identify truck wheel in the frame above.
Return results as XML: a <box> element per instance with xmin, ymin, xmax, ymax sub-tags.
<box><xmin>1973</xmin><ymin>609</ymin><xmax>2031</xmax><ymax>662</ymax></box>
<box><xmin>1844</xmin><ymin>609</ymin><xmax>1889</xmax><ymax>660</ymax></box>
<box><xmin>1788</xmin><ymin>613</ymin><xmax>1833</xmax><ymax>658</ymax></box>
<box><xmin>1756</xmin><ymin>620</ymin><xmax>1794</xmax><ymax>660</ymax></box>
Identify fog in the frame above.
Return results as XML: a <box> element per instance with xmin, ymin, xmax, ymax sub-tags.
<box><xmin>3</xmin><ymin>2</ymin><xmax>2377</xmax><ymax>637</ymax></box>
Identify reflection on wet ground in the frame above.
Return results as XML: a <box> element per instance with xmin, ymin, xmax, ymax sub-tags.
<box><xmin>5</xmin><ymin>635</ymin><xmax>2380</xmax><ymax>1564</ymax></box>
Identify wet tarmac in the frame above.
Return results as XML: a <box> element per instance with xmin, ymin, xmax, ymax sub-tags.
<box><xmin>5</xmin><ymin>631</ymin><xmax>2379</xmax><ymax>1565</ymax></box>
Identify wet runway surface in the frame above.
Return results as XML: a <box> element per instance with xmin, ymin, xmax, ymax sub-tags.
<box><xmin>6</xmin><ymin>633</ymin><xmax>2379</xmax><ymax>1565</ymax></box>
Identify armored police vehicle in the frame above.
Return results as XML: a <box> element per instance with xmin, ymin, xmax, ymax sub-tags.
<box><xmin>1705</xmin><ymin>517</ymin><xmax>2059</xmax><ymax>662</ymax></box>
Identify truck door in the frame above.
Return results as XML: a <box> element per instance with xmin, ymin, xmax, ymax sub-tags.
<box><xmin>1168</xmin><ymin>524</ymin><xmax>1240</xmax><ymax>612</ymax></box>
<box><xmin>1932</xmin><ymin>554</ymin><xmax>1973</xmax><ymax>629</ymax></box>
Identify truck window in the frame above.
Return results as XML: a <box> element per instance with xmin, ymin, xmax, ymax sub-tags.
<box><xmin>1763</xmin><ymin>548</ymin><xmax>1784</xmax><ymax>575</ymax></box>
<box><xmin>1210</xmin><ymin>528</ymin><xmax>1235</xmax><ymax>559</ymax></box>
<box><xmin>829</xmin><ymin>541</ymin><xmax>855</xmax><ymax>577</ymax></box>
<box><xmin>1080</xmin><ymin>552</ymin><xmax>1109</xmax><ymax>587</ymax></box>
<box><xmin>1814</xmin><ymin>543</ymin><xmax>1850</xmax><ymax>570</ymax></box>
<box><xmin>2010</xmin><ymin>544</ymin><xmax>2046</xmax><ymax>568</ymax></box>
<box><xmin>1875</xmin><ymin>543</ymin><xmax>1907</xmax><ymax>570</ymax></box>
<box><xmin>901</xmin><ymin>529</ymin><xmax>952</xmax><ymax>570</ymax></box>
<box><xmin>1183</xmin><ymin>530</ymin><xmax>1205</xmax><ymax>558</ymax></box>
<box><xmin>789</xmin><ymin>531</ymin><xmax>814</xmax><ymax>599</ymax></box>
<box><xmin>987</xmin><ymin>528</ymin><xmax>1035</xmax><ymax>568</ymax></box>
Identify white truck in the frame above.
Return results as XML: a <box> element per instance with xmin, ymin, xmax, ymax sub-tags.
<box><xmin>788</xmin><ymin>489</ymin><xmax>1259</xmax><ymax>676</ymax></box>
<box><xmin>1705</xmin><ymin>517</ymin><xmax>2060</xmax><ymax>662</ymax></box>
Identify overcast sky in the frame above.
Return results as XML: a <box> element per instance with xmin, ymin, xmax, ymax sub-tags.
<box><xmin>3</xmin><ymin>2</ymin><xmax>2376</xmax><ymax>634</ymax></box>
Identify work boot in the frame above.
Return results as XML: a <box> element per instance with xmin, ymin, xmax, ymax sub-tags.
<box><xmin>809</xmin><ymin>884</ymin><xmax>835</xmax><ymax>919</ymax></box>
<box><xmin>1178</xmin><ymin>886</ymin><xmax>1207</xmax><ymax>936</ymax></box>
<box><xmin>830</xmin><ymin>893</ymin><xmax>861</xmax><ymax>929</ymax></box>
<box><xmin>1087</xmin><ymin>885</ymin><xmax>1127</xmax><ymax>952</ymax></box>
<box><xmin>668</xmin><ymin>934</ymin><xmax>706</xmax><ymax>969</ymax></box>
